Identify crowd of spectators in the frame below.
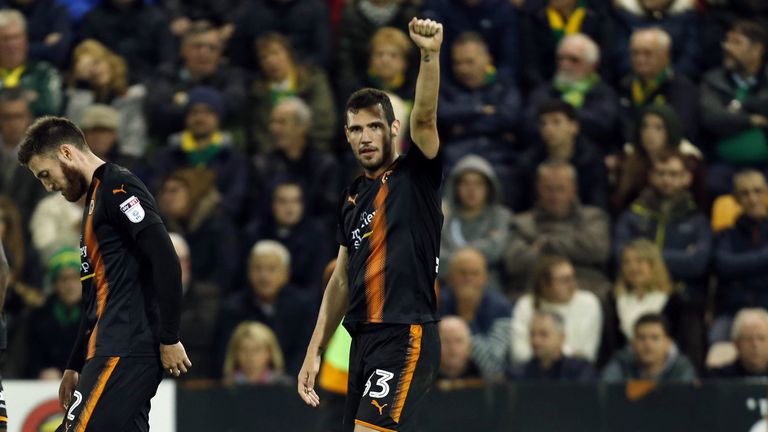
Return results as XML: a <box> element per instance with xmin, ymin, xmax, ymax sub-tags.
<box><xmin>1</xmin><ymin>0</ymin><xmax>768</xmax><ymax>395</ymax></box>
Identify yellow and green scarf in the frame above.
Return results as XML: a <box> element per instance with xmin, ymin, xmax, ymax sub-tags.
<box><xmin>181</xmin><ymin>130</ymin><xmax>224</xmax><ymax>167</ymax></box>
<box><xmin>547</xmin><ymin>0</ymin><xmax>587</xmax><ymax>42</ymax></box>
<box><xmin>631</xmin><ymin>68</ymin><xmax>670</xmax><ymax>105</ymax></box>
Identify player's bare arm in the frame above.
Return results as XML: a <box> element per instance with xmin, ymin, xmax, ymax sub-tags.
<box><xmin>298</xmin><ymin>246</ymin><xmax>350</xmax><ymax>407</ymax></box>
<box><xmin>408</xmin><ymin>17</ymin><xmax>443</xmax><ymax>159</ymax></box>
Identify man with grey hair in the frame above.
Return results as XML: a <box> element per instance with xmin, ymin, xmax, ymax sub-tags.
<box><xmin>526</xmin><ymin>33</ymin><xmax>620</xmax><ymax>151</ymax></box>
<box><xmin>709</xmin><ymin>308</ymin><xmax>768</xmax><ymax>378</ymax></box>
<box><xmin>618</xmin><ymin>27</ymin><xmax>699</xmax><ymax>143</ymax></box>
<box><xmin>506</xmin><ymin>160</ymin><xmax>611</xmax><ymax>299</ymax></box>
<box><xmin>510</xmin><ymin>310</ymin><xmax>595</xmax><ymax>381</ymax></box>
<box><xmin>250</xmin><ymin>97</ymin><xmax>340</xmax><ymax>225</ymax></box>
<box><xmin>213</xmin><ymin>239</ymin><xmax>314</xmax><ymax>377</ymax></box>
<box><xmin>0</xmin><ymin>9</ymin><xmax>61</xmax><ymax>116</ymax></box>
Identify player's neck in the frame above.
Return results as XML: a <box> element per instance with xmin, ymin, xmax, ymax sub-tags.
<box><xmin>80</xmin><ymin>152</ymin><xmax>107</xmax><ymax>187</ymax></box>
<box><xmin>364</xmin><ymin>154</ymin><xmax>398</xmax><ymax>178</ymax></box>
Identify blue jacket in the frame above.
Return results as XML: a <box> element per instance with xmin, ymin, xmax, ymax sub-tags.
<box><xmin>438</xmin><ymin>77</ymin><xmax>521</xmax><ymax>143</ymax></box>
<box><xmin>715</xmin><ymin>215</ymin><xmax>768</xmax><ymax>314</ymax></box>
<box><xmin>614</xmin><ymin>189</ymin><xmax>711</xmax><ymax>296</ymax></box>
<box><xmin>439</xmin><ymin>288</ymin><xmax>512</xmax><ymax>336</ymax></box>
<box><xmin>423</xmin><ymin>0</ymin><xmax>520</xmax><ymax>83</ymax></box>
<box><xmin>510</xmin><ymin>356</ymin><xmax>596</xmax><ymax>382</ymax></box>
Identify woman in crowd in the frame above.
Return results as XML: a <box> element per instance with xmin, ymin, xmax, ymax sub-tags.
<box><xmin>611</xmin><ymin>104</ymin><xmax>707</xmax><ymax>214</ymax></box>
<box><xmin>601</xmin><ymin>238</ymin><xmax>704</xmax><ymax>369</ymax></box>
<box><xmin>65</xmin><ymin>39</ymin><xmax>148</xmax><ymax>157</ymax></box>
<box><xmin>222</xmin><ymin>321</ymin><xmax>288</xmax><ymax>386</ymax></box>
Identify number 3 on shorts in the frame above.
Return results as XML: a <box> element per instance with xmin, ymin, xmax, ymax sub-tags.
<box><xmin>363</xmin><ymin>369</ymin><xmax>394</xmax><ymax>399</ymax></box>
<box><xmin>67</xmin><ymin>391</ymin><xmax>83</xmax><ymax>421</ymax></box>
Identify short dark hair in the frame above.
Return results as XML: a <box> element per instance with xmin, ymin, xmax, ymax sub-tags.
<box><xmin>731</xmin><ymin>20</ymin><xmax>767</xmax><ymax>47</ymax></box>
<box><xmin>18</xmin><ymin>116</ymin><xmax>87</xmax><ymax>165</ymax></box>
<box><xmin>345</xmin><ymin>88</ymin><xmax>396</xmax><ymax>126</ymax></box>
<box><xmin>531</xmin><ymin>255</ymin><xmax>571</xmax><ymax>307</ymax></box>
<box><xmin>537</xmin><ymin>99</ymin><xmax>578</xmax><ymax>122</ymax></box>
<box><xmin>651</xmin><ymin>148</ymin><xmax>692</xmax><ymax>173</ymax></box>
<box><xmin>634</xmin><ymin>313</ymin><xmax>670</xmax><ymax>336</ymax></box>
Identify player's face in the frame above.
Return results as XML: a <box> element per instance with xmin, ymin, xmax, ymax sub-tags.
<box><xmin>632</xmin><ymin>324</ymin><xmax>671</xmax><ymax>368</ymax></box>
<box><xmin>237</xmin><ymin>336</ymin><xmax>272</xmax><ymax>378</ymax></box>
<box><xmin>345</xmin><ymin>105</ymin><xmax>398</xmax><ymax>175</ymax></box>
<box><xmin>530</xmin><ymin>315</ymin><xmax>564</xmax><ymax>362</ymax></box>
<box><xmin>54</xmin><ymin>267</ymin><xmax>83</xmax><ymax>307</ymax></box>
<box><xmin>621</xmin><ymin>248</ymin><xmax>654</xmax><ymax>289</ymax></box>
<box><xmin>28</xmin><ymin>152</ymin><xmax>87</xmax><ymax>202</ymax></box>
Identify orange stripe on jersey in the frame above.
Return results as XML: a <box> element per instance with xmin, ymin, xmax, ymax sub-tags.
<box><xmin>85</xmin><ymin>178</ymin><xmax>109</xmax><ymax>360</ymax></box>
<box><xmin>354</xmin><ymin>419</ymin><xmax>396</xmax><ymax>432</ymax></box>
<box><xmin>390</xmin><ymin>324</ymin><xmax>422</xmax><ymax>423</ymax></box>
<box><xmin>364</xmin><ymin>181</ymin><xmax>388</xmax><ymax>323</ymax></box>
<box><xmin>75</xmin><ymin>356</ymin><xmax>119</xmax><ymax>432</ymax></box>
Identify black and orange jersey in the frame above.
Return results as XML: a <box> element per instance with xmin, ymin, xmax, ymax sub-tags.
<box><xmin>78</xmin><ymin>163</ymin><xmax>164</xmax><ymax>360</ymax></box>
<box><xmin>337</xmin><ymin>145</ymin><xmax>443</xmax><ymax>327</ymax></box>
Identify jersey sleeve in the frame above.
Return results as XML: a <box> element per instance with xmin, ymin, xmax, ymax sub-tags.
<box><xmin>403</xmin><ymin>143</ymin><xmax>443</xmax><ymax>189</ymax></box>
<box><xmin>104</xmin><ymin>174</ymin><xmax>164</xmax><ymax>239</ymax></box>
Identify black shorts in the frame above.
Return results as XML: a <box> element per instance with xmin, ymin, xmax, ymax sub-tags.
<box><xmin>344</xmin><ymin>322</ymin><xmax>440</xmax><ymax>432</ymax></box>
<box><xmin>58</xmin><ymin>356</ymin><xmax>162</xmax><ymax>432</ymax></box>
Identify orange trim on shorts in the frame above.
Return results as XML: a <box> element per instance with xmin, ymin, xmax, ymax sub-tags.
<box><xmin>354</xmin><ymin>419</ymin><xmax>396</xmax><ymax>432</ymax></box>
<box><xmin>364</xmin><ymin>181</ymin><xmax>388</xmax><ymax>323</ymax></box>
<box><xmin>85</xmin><ymin>179</ymin><xmax>109</xmax><ymax>360</ymax></box>
<box><xmin>0</xmin><ymin>416</ymin><xmax>7</xmax><ymax>422</ymax></box>
<box><xmin>390</xmin><ymin>324</ymin><xmax>422</xmax><ymax>423</ymax></box>
<box><xmin>75</xmin><ymin>356</ymin><xmax>119</xmax><ymax>432</ymax></box>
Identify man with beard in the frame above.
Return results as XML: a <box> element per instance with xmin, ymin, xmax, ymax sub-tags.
<box><xmin>18</xmin><ymin>116</ymin><xmax>191</xmax><ymax>431</ymax></box>
<box><xmin>298</xmin><ymin>18</ymin><xmax>444</xmax><ymax>432</ymax></box>
<box><xmin>701</xmin><ymin>20</ymin><xmax>768</xmax><ymax>198</ymax></box>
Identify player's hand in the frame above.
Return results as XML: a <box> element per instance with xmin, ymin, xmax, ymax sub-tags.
<box><xmin>59</xmin><ymin>369</ymin><xmax>79</xmax><ymax>410</ymax></box>
<box><xmin>297</xmin><ymin>349</ymin><xmax>322</xmax><ymax>407</ymax></box>
<box><xmin>409</xmin><ymin>18</ymin><xmax>443</xmax><ymax>53</ymax></box>
<box><xmin>160</xmin><ymin>342</ymin><xmax>192</xmax><ymax>377</ymax></box>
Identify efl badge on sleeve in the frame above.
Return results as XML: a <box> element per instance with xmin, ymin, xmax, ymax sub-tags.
<box><xmin>119</xmin><ymin>195</ymin><xmax>146</xmax><ymax>223</ymax></box>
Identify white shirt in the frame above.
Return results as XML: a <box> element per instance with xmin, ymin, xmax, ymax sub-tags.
<box><xmin>616</xmin><ymin>291</ymin><xmax>669</xmax><ymax>341</ymax></box>
<box><xmin>511</xmin><ymin>290</ymin><xmax>603</xmax><ymax>364</ymax></box>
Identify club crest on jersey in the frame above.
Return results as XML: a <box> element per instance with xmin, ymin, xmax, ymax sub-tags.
<box><xmin>119</xmin><ymin>195</ymin><xmax>145</xmax><ymax>223</ymax></box>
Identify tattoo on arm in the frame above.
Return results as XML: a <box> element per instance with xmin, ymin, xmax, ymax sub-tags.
<box><xmin>423</xmin><ymin>54</ymin><xmax>431</xmax><ymax>62</ymax></box>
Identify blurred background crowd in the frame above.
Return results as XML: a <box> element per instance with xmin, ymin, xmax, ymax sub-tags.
<box><xmin>0</xmin><ymin>0</ymin><xmax>766</xmax><ymax>397</ymax></box>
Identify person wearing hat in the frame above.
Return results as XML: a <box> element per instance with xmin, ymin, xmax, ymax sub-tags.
<box><xmin>152</xmin><ymin>85</ymin><xmax>248</xmax><ymax>219</ymax></box>
<box><xmin>24</xmin><ymin>247</ymin><xmax>83</xmax><ymax>379</ymax></box>
<box><xmin>80</xmin><ymin>104</ymin><xmax>147</xmax><ymax>178</ymax></box>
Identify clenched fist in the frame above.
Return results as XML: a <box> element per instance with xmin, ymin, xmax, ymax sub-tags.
<box><xmin>409</xmin><ymin>18</ymin><xmax>443</xmax><ymax>53</ymax></box>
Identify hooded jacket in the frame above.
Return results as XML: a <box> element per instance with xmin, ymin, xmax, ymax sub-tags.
<box><xmin>440</xmin><ymin>155</ymin><xmax>513</xmax><ymax>292</ymax></box>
